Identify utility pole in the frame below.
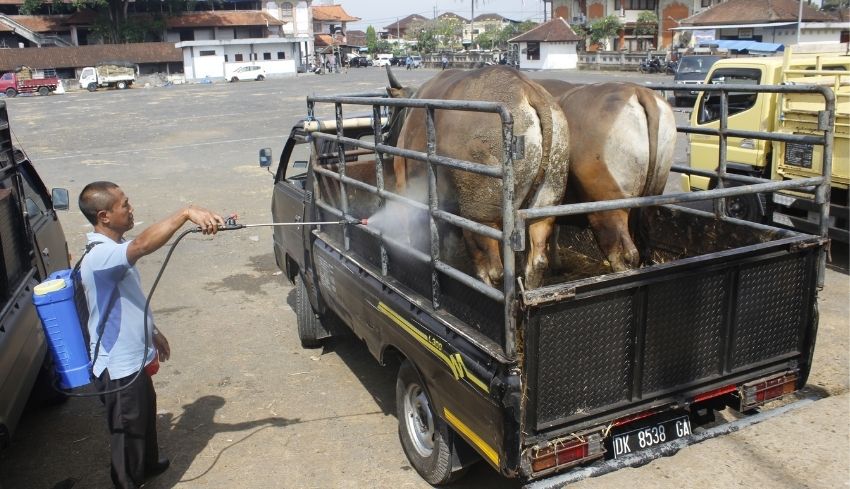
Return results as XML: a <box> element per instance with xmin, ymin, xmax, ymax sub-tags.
<box><xmin>397</xmin><ymin>17</ymin><xmax>400</xmax><ymax>41</ymax></box>
<box><xmin>471</xmin><ymin>1</ymin><xmax>475</xmax><ymax>45</ymax></box>
<box><xmin>796</xmin><ymin>0</ymin><xmax>803</xmax><ymax>44</ymax></box>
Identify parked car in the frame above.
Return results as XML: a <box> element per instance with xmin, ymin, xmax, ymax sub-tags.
<box><xmin>229</xmin><ymin>65</ymin><xmax>266</xmax><ymax>82</ymax></box>
<box><xmin>373</xmin><ymin>54</ymin><xmax>393</xmax><ymax>67</ymax></box>
<box><xmin>0</xmin><ymin>101</ymin><xmax>71</xmax><ymax>449</ymax></box>
<box><xmin>390</xmin><ymin>56</ymin><xmax>403</xmax><ymax>66</ymax></box>
<box><xmin>349</xmin><ymin>57</ymin><xmax>372</xmax><ymax>68</ymax></box>
<box><xmin>409</xmin><ymin>55</ymin><xmax>423</xmax><ymax>68</ymax></box>
<box><xmin>673</xmin><ymin>55</ymin><xmax>723</xmax><ymax>106</ymax></box>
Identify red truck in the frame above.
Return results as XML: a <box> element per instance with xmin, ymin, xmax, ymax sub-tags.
<box><xmin>0</xmin><ymin>70</ymin><xmax>59</xmax><ymax>97</ymax></box>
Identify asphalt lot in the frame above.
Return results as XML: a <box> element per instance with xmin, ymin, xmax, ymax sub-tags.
<box><xmin>0</xmin><ymin>68</ymin><xmax>847</xmax><ymax>489</ymax></box>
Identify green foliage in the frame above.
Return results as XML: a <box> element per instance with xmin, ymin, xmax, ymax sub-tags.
<box><xmin>375</xmin><ymin>39</ymin><xmax>391</xmax><ymax>54</ymax></box>
<box><xmin>588</xmin><ymin>15</ymin><xmax>621</xmax><ymax>48</ymax></box>
<box><xmin>821</xmin><ymin>0</ymin><xmax>848</xmax><ymax>10</ymax></box>
<box><xmin>635</xmin><ymin>11</ymin><xmax>658</xmax><ymax>36</ymax></box>
<box><xmin>366</xmin><ymin>26</ymin><xmax>377</xmax><ymax>54</ymax></box>
<box><xmin>19</xmin><ymin>0</ymin><xmax>43</xmax><ymax>14</ymax></box>
<box><xmin>404</xmin><ymin>18</ymin><xmax>464</xmax><ymax>53</ymax></box>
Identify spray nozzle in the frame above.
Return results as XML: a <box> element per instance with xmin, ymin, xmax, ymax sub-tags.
<box><xmin>221</xmin><ymin>214</ymin><xmax>244</xmax><ymax>230</ymax></box>
<box><xmin>343</xmin><ymin>216</ymin><xmax>367</xmax><ymax>226</ymax></box>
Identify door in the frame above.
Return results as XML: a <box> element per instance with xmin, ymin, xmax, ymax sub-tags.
<box><xmin>689</xmin><ymin>67</ymin><xmax>770</xmax><ymax>189</ymax></box>
<box><xmin>17</xmin><ymin>160</ymin><xmax>69</xmax><ymax>279</ymax></box>
<box><xmin>272</xmin><ymin>133</ymin><xmax>310</xmax><ymax>275</ymax></box>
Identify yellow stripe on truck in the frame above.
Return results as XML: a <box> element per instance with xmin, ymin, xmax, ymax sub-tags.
<box><xmin>444</xmin><ymin>407</ymin><xmax>500</xmax><ymax>467</ymax></box>
<box><xmin>377</xmin><ymin>302</ymin><xmax>489</xmax><ymax>394</ymax></box>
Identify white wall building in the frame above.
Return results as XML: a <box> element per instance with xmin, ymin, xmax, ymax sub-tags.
<box><xmin>509</xmin><ymin>18</ymin><xmax>582</xmax><ymax>70</ymax></box>
<box><xmin>169</xmin><ymin>11</ymin><xmax>312</xmax><ymax>80</ymax></box>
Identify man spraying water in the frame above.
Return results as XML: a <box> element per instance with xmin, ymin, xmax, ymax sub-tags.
<box><xmin>77</xmin><ymin>181</ymin><xmax>223</xmax><ymax>489</ymax></box>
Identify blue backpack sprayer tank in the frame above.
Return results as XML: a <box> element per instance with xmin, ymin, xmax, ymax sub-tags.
<box><xmin>31</xmin><ymin>215</ymin><xmax>366</xmax><ymax>396</ymax></box>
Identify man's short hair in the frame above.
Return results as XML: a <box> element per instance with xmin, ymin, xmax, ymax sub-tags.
<box><xmin>79</xmin><ymin>181</ymin><xmax>119</xmax><ymax>225</ymax></box>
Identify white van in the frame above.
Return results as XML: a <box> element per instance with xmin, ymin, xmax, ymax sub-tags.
<box><xmin>373</xmin><ymin>54</ymin><xmax>393</xmax><ymax>67</ymax></box>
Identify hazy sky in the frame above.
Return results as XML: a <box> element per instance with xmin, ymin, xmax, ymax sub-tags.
<box><xmin>322</xmin><ymin>0</ymin><xmax>548</xmax><ymax>33</ymax></box>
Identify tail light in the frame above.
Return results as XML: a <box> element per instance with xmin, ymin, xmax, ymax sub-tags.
<box><xmin>740</xmin><ymin>371</ymin><xmax>798</xmax><ymax>411</ymax></box>
<box><xmin>530</xmin><ymin>433</ymin><xmax>604</xmax><ymax>475</ymax></box>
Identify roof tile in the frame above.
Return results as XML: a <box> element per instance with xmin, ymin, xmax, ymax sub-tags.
<box><xmin>682</xmin><ymin>0</ymin><xmax>836</xmax><ymax>25</ymax></box>
<box><xmin>0</xmin><ymin>42</ymin><xmax>182</xmax><ymax>71</ymax></box>
<box><xmin>311</xmin><ymin>5</ymin><xmax>359</xmax><ymax>22</ymax></box>
<box><xmin>510</xmin><ymin>18</ymin><xmax>582</xmax><ymax>42</ymax></box>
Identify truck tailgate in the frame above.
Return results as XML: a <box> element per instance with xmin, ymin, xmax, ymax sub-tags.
<box><xmin>523</xmin><ymin>206</ymin><xmax>821</xmax><ymax>436</ymax></box>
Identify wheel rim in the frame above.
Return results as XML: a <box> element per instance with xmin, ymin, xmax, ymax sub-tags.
<box><xmin>403</xmin><ymin>383</ymin><xmax>435</xmax><ymax>458</ymax></box>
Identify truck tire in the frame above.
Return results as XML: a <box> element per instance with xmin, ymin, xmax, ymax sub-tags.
<box><xmin>256</xmin><ymin>75</ymin><xmax>265</xmax><ymax>81</ymax></box>
<box><xmin>4</xmin><ymin>88</ymin><xmax>16</xmax><ymax>98</ymax></box>
<box><xmin>117</xmin><ymin>81</ymin><xmax>127</xmax><ymax>90</ymax></box>
<box><xmin>294</xmin><ymin>273</ymin><xmax>324</xmax><ymax>348</ymax></box>
<box><xmin>37</xmin><ymin>86</ymin><xmax>50</xmax><ymax>97</ymax></box>
<box><xmin>231</xmin><ymin>77</ymin><xmax>239</xmax><ymax>83</ymax></box>
<box><xmin>396</xmin><ymin>360</ymin><xmax>467</xmax><ymax>485</ymax></box>
<box><xmin>87</xmin><ymin>83</ymin><xmax>97</xmax><ymax>92</ymax></box>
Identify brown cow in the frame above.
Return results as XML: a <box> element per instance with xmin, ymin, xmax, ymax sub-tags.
<box><xmin>536</xmin><ymin>80</ymin><xmax>676</xmax><ymax>271</ymax></box>
<box><xmin>388</xmin><ymin>66</ymin><xmax>570</xmax><ymax>289</ymax></box>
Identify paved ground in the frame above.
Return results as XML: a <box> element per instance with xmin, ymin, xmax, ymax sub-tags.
<box><xmin>0</xmin><ymin>68</ymin><xmax>847</xmax><ymax>489</ymax></box>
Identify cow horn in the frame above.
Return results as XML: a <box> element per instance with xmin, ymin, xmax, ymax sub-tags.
<box><xmin>386</xmin><ymin>64</ymin><xmax>403</xmax><ymax>89</ymax></box>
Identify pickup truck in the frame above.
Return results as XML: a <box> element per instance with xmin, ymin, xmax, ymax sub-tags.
<box><xmin>262</xmin><ymin>86</ymin><xmax>831</xmax><ymax>484</ymax></box>
<box><xmin>79</xmin><ymin>63</ymin><xmax>136</xmax><ymax>92</ymax></box>
<box><xmin>0</xmin><ymin>100</ymin><xmax>71</xmax><ymax>448</ymax></box>
<box><xmin>0</xmin><ymin>70</ymin><xmax>59</xmax><ymax>98</ymax></box>
<box><xmin>687</xmin><ymin>43</ymin><xmax>848</xmax><ymax>244</ymax></box>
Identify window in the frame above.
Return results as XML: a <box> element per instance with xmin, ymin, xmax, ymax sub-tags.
<box><xmin>199</xmin><ymin>50</ymin><xmax>216</xmax><ymax>56</ymax></box>
<box><xmin>263</xmin><ymin>52</ymin><xmax>272</xmax><ymax>60</ymax></box>
<box><xmin>235</xmin><ymin>53</ymin><xmax>244</xmax><ymax>62</ymax></box>
<box><xmin>277</xmin><ymin>51</ymin><xmax>286</xmax><ymax>59</ymax></box>
<box><xmin>615</xmin><ymin>0</ymin><xmax>657</xmax><ymax>9</ymax></box>
<box><xmin>248</xmin><ymin>27</ymin><xmax>263</xmax><ymax>38</ymax></box>
<box><xmin>314</xmin><ymin>22</ymin><xmax>321</xmax><ymax>32</ymax></box>
<box><xmin>224</xmin><ymin>54</ymin><xmax>229</xmax><ymax>62</ymax></box>
<box><xmin>526</xmin><ymin>42</ymin><xmax>540</xmax><ymax>61</ymax></box>
<box><xmin>697</xmin><ymin>68</ymin><xmax>761</xmax><ymax>124</ymax></box>
<box><xmin>282</xmin><ymin>2</ymin><xmax>293</xmax><ymax>16</ymax></box>
<box><xmin>251</xmin><ymin>53</ymin><xmax>258</xmax><ymax>61</ymax></box>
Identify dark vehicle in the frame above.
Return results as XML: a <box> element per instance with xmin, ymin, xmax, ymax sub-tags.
<box><xmin>673</xmin><ymin>55</ymin><xmax>723</xmax><ymax>106</ymax></box>
<box><xmin>0</xmin><ymin>100</ymin><xmax>70</xmax><ymax>448</ymax></box>
<box><xmin>638</xmin><ymin>56</ymin><xmax>663</xmax><ymax>74</ymax></box>
<box><xmin>262</xmin><ymin>87</ymin><xmax>830</xmax><ymax>485</ymax></box>
<box><xmin>349</xmin><ymin>57</ymin><xmax>373</xmax><ymax>68</ymax></box>
<box><xmin>390</xmin><ymin>56</ymin><xmax>403</xmax><ymax>66</ymax></box>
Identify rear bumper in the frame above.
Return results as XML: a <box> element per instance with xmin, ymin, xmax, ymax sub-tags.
<box><xmin>523</xmin><ymin>396</ymin><xmax>817</xmax><ymax>488</ymax></box>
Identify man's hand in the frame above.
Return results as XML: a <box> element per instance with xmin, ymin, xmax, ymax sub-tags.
<box><xmin>153</xmin><ymin>330</ymin><xmax>171</xmax><ymax>362</ymax></box>
<box><xmin>186</xmin><ymin>206</ymin><xmax>226</xmax><ymax>235</ymax></box>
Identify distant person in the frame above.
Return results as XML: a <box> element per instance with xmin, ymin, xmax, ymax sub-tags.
<box><xmin>441</xmin><ymin>54</ymin><xmax>448</xmax><ymax>70</ymax></box>
<box><xmin>328</xmin><ymin>54</ymin><xmax>336</xmax><ymax>74</ymax></box>
<box><xmin>405</xmin><ymin>56</ymin><xmax>413</xmax><ymax>70</ymax></box>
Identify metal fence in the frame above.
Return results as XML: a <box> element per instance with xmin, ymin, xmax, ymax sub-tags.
<box><xmin>304</xmin><ymin>82</ymin><xmax>835</xmax><ymax>360</ymax></box>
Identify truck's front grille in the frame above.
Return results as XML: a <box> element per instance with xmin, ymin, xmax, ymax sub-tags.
<box><xmin>529</xmin><ymin>253</ymin><xmax>812</xmax><ymax>431</ymax></box>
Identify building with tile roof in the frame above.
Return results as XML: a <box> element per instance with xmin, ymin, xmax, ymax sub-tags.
<box><xmin>383</xmin><ymin>14</ymin><xmax>429</xmax><ymax>39</ymax></box>
<box><xmin>509</xmin><ymin>18</ymin><xmax>582</xmax><ymax>69</ymax></box>
<box><xmin>675</xmin><ymin>0</ymin><xmax>845</xmax><ymax>47</ymax></box>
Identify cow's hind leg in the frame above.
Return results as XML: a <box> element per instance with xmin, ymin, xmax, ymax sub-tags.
<box><xmin>525</xmin><ymin>217</ymin><xmax>556</xmax><ymax>289</ymax></box>
<box><xmin>587</xmin><ymin>210</ymin><xmax>639</xmax><ymax>272</ymax></box>
<box><xmin>463</xmin><ymin>229</ymin><xmax>503</xmax><ymax>286</ymax></box>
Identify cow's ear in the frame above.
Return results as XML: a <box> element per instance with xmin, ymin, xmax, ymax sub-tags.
<box><xmin>387</xmin><ymin>87</ymin><xmax>404</xmax><ymax>99</ymax></box>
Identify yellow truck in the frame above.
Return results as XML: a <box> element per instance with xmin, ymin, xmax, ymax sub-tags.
<box><xmin>687</xmin><ymin>43</ymin><xmax>849</xmax><ymax>243</ymax></box>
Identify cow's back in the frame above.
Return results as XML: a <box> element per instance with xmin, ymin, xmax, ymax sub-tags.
<box><xmin>559</xmin><ymin>82</ymin><xmax>675</xmax><ymax>198</ymax></box>
<box><xmin>399</xmin><ymin>67</ymin><xmax>570</xmax><ymax>222</ymax></box>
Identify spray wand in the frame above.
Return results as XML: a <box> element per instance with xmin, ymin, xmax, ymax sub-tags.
<box><xmin>192</xmin><ymin>214</ymin><xmax>368</xmax><ymax>232</ymax></box>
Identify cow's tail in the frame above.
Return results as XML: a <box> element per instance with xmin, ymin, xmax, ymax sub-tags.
<box><xmin>635</xmin><ymin>87</ymin><xmax>661</xmax><ymax>196</ymax></box>
<box><xmin>524</xmin><ymin>83</ymin><xmax>556</xmax><ymax>190</ymax></box>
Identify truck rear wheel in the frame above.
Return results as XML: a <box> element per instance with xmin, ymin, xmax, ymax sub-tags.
<box><xmin>294</xmin><ymin>273</ymin><xmax>324</xmax><ymax>348</ymax></box>
<box><xmin>87</xmin><ymin>83</ymin><xmax>97</xmax><ymax>92</ymax></box>
<box><xmin>37</xmin><ymin>86</ymin><xmax>49</xmax><ymax>96</ymax></box>
<box><xmin>396</xmin><ymin>360</ymin><xmax>467</xmax><ymax>485</ymax></box>
<box><xmin>4</xmin><ymin>88</ymin><xmax>16</xmax><ymax>98</ymax></box>
<box><xmin>117</xmin><ymin>81</ymin><xmax>127</xmax><ymax>90</ymax></box>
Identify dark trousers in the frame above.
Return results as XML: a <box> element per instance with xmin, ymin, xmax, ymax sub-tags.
<box><xmin>96</xmin><ymin>369</ymin><xmax>160</xmax><ymax>489</ymax></box>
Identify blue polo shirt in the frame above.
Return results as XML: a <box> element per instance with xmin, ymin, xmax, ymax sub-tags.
<box><xmin>80</xmin><ymin>232</ymin><xmax>155</xmax><ymax>380</ymax></box>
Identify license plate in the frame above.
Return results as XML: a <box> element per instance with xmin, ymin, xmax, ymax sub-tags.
<box><xmin>611</xmin><ymin>416</ymin><xmax>691</xmax><ymax>458</ymax></box>
<box><xmin>773</xmin><ymin>193</ymin><xmax>796</xmax><ymax>207</ymax></box>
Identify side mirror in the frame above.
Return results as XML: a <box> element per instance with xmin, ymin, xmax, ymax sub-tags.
<box><xmin>51</xmin><ymin>188</ymin><xmax>69</xmax><ymax>210</ymax></box>
<box><xmin>259</xmin><ymin>147</ymin><xmax>273</xmax><ymax>168</ymax></box>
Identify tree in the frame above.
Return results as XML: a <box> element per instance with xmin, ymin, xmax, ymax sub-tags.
<box><xmin>588</xmin><ymin>15</ymin><xmax>621</xmax><ymax>50</ymax></box>
<box><xmin>635</xmin><ymin>11</ymin><xmax>658</xmax><ymax>36</ymax></box>
<box><xmin>366</xmin><ymin>25</ymin><xmax>377</xmax><ymax>54</ymax></box>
